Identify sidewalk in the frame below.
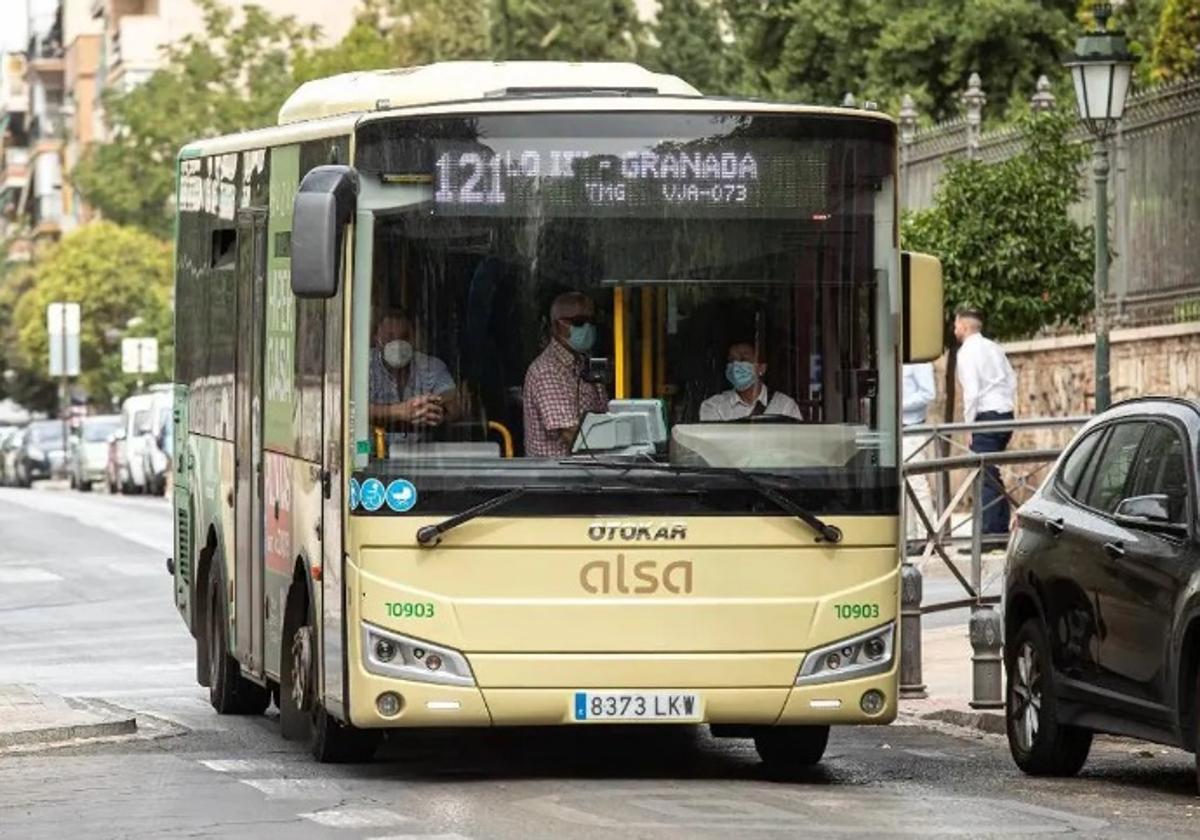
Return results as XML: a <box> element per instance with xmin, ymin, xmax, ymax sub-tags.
<box><xmin>899</xmin><ymin>625</ymin><xmax>1007</xmax><ymax>735</ymax></box>
<box><xmin>0</xmin><ymin>684</ymin><xmax>137</xmax><ymax>750</ymax></box>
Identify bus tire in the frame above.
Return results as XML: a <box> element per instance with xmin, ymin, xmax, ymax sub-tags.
<box><xmin>280</xmin><ymin>577</ymin><xmax>379</xmax><ymax>763</ymax></box>
<box><xmin>206</xmin><ymin>568</ymin><xmax>269</xmax><ymax>715</ymax></box>
<box><xmin>753</xmin><ymin>725</ymin><xmax>830</xmax><ymax>770</ymax></box>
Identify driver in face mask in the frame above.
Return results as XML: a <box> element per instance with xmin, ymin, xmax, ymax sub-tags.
<box><xmin>369</xmin><ymin>308</ymin><xmax>459</xmax><ymax>433</ymax></box>
<box><xmin>699</xmin><ymin>341</ymin><xmax>803</xmax><ymax>422</ymax></box>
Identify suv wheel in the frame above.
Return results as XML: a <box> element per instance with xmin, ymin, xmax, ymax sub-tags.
<box><xmin>1006</xmin><ymin>618</ymin><xmax>1092</xmax><ymax>776</ymax></box>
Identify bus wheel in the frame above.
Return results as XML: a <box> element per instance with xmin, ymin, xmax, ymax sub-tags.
<box><xmin>753</xmin><ymin>725</ymin><xmax>830</xmax><ymax>771</ymax></box>
<box><xmin>206</xmin><ymin>569</ymin><xmax>269</xmax><ymax>715</ymax></box>
<box><xmin>280</xmin><ymin>579</ymin><xmax>379</xmax><ymax>763</ymax></box>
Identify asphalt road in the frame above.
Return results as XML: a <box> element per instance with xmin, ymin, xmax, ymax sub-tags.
<box><xmin>0</xmin><ymin>485</ymin><xmax>1197</xmax><ymax>839</ymax></box>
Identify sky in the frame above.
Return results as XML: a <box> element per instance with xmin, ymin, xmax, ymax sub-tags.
<box><xmin>2</xmin><ymin>0</ymin><xmax>59</xmax><ymax>54</ymax></box>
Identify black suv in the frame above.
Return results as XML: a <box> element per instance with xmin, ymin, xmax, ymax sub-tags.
<box><xmin>1004</xmin><ymin>397</ymin><xmax>1200</xmax><ymax>789</ymax></box>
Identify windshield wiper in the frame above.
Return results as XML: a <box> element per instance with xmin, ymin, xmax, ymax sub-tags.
<box><xmin>571</xmin><ymin>459</ymin><xmax>843</xmax><ymax>544</ymax></box>
<box><xmin>416</xmin><ymin>486</ymin><xmax>569</xmax><ymax>547</ymax></box>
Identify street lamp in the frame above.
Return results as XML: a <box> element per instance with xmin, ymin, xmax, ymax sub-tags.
<box><xmin>1065</xmin><ymin>2</ymin><xmax>1134</xmax><ymax>412</ymax></box>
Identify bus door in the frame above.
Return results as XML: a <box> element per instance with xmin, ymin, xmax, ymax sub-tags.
<box><xmin>234</xmin><ymin>207</ymin><xmax>268</xmax><ymax>675</ymax></box>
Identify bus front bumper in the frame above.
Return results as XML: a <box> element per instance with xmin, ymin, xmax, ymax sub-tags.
<box><xmin>346</xmin><ymin>663</ymin><xmax>898</xmax><ymax>729</ymax></box>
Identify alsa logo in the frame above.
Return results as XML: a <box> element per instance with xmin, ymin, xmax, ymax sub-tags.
<box><xmin>580</xmin><ymin>553</ymin><xmax>693</xmax><ymax>595</ymax></box>
<box><xmin>587</xmin><ymin>521</ymin><xmax>687</xmax><ymax>542</ymax></box>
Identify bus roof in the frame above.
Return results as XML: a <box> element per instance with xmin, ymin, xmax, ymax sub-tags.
<box><xmin>180</xmin><ymin>62</ymin><xmax>895</xmax><ymax>159</ymax></box>
<box><xmin>278</xmin><ymin>61</ymin><xmax>702</xmax><ymax>124</ymax></box>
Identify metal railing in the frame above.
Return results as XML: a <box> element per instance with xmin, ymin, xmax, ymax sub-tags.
<box><xmin>899</xmin><ymin>415</ymin><xmax>1090</xmax><ymax>708</ymax></box>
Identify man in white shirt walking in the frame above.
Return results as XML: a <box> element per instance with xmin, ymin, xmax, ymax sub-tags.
<box><xmin>954</xmin><ymin>308</ymin><xmax>1017</xmax><ymax>536</ymax></box>
<box><xmin>902</xmin><ymin>362</ymin><xmax>936</xmax><ymax>550</ymax></box>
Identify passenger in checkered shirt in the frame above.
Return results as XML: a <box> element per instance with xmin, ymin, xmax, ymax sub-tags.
<box><xmin>522</xmin><ymin>292</ymin><xmax>607</xmax><ymax>458</ymax></box>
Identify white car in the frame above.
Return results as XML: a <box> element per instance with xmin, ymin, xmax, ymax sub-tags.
<box><xmin>120</xmin><ymin>388</ymin><xmax>172</xmax><ymax>494</ymax></box>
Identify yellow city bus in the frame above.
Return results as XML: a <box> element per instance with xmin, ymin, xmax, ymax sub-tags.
<box><xmin>170</xmin><ymin>61</ymin><xmax>943</xmax><ymax>764</ymax></box>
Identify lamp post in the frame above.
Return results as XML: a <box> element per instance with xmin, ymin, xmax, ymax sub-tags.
<box><xmin>1065</xmin><ymin>3</ymin><xmax>1134</xmax><ymax>412</ymax></box>
<box><xmin>898</xmin><ymin>94</ymin><xmax>918</xmax><ymax>201</ymax></box>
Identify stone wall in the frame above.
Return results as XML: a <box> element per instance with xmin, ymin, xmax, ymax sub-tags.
<box><xmin>919</xmin><ymin>323</ymin><xmax>1200</xmax><ymax>508</ymax></box>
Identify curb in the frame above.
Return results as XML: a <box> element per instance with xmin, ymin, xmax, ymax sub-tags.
<box><xmin>918</xmin><ymin>707</ymin><xmax>1006</xmax><ymax>736</ymax></box>
<box><xmin>0</xmin><ymin>715</ymin><xmax>137</xmax><ymax>749</ymax></box>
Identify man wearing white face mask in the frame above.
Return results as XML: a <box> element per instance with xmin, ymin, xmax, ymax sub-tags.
<box><xmin>369</xmin><ymin>308</ymin><xmax>458</xmax><ymax>433</ymax></box>
<box><xmin>699</xmin><ymin>341</ymin><xmax>803</xmax><ymax>422</ymax></box>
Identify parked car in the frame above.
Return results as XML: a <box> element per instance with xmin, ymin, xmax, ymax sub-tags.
<box><xmin>141</xmin><ymin>403</ymin><xmax>173</xmax><ymax>496</ymax></box>
<box><xmin>14</xmin><ymin>419</ymin><xmax>68</xmax><ymax>486</ymax></box>
<box><xmin>1004</xmin><ymin>397</ymin><xmax>1200</xmax><ymax>791</ymax></box>
<box><xmin>122</xmin><ymin>388</ymin><xmax>172</xmax><ymax>494</ymax></box>
<box><xmin>68</xmin><ymin>414</ymin><xmax>122</xmax><ymax>492</ymax></box>
<box><xmin>0</xmin><ymin>426</ymin><xmax>22</xmax><ymax>486</ymax></box>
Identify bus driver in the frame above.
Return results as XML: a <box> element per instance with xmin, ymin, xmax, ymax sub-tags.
<box><xmin>699</xmin><ymin>340</ymin><xmax>803</xmax><ymax>421</ymax></box>
<box><xmin>523</xmin><ymin>291</ymin><xmax>607</xmax><ymax>457</ymax></box>
<box><xmin>369</xmin><ymin>307</ymin><xmax>460</xmax><ymax>434</ymax></box>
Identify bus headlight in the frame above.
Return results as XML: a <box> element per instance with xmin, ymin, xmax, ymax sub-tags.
<box><xmin>362</xmin><ymin>623</ymin><xmax>475</xmax><ymax>687</ymax></box>
<box><xmin>796</xmin><ymin>623</ymin><xmax>895</xmax><ymax>686</ymax></box>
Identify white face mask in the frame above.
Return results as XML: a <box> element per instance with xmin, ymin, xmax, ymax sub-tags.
<box><xmin>383</xmin><ymin>339</ymin><xmax>414</xmax><ymax>369</ymax></box>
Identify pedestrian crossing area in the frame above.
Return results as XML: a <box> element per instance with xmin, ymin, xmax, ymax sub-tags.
<box><xmin>196</xmin><ymin>758</ymin><xmax>472</xmax><ymax>839</ymax></box>
<box><xmin>0</xmin><ymin>556</ymin><xmax>167</xmax><ymax>584</ymax></box>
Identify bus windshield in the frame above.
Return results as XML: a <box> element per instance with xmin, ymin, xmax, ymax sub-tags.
<box><xmin>353</xmin><ymin>111</ymin><xmax>898</xmax><ymax>516</ymax></box>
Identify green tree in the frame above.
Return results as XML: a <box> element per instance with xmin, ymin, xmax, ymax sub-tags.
<box><xmin>14</xmin><ymin>223</ymin><xmax>173</xmax><ymax>409</ymax></box>
<box><xmin>902</xmin><ymin>109</ymin><xmax>1093</xmax><ymax>416</ymax></box>
<box><xmin>72</xmin><ymin>0</ymin><xmax>320</xmax><ymax>237</ymax></box>
<box><xmin>725</xmin><ymin>0</ymin><xmax>1078</xmax><ymax>122</ymax></box>
<box><xmin>646</xmin><ymin>0</ymin><xmax>732</xmax><ymax>94</ymax></box>
<box><xmin>295</xmin><ymin>0</ymin><xmax>490</xmax><ymax>81</ymax></box>
<box><xmin>0</xmin><ymin>260</ymin><xmax>56</xmax><ymax>411</ymax></box>
<box><xmin>1152</xmin><ymin>0</ymin><xmax>1200</xmax><ymax>81</ymax></box>
<box><xmin>492</xmin><ymin>0</ymin><xmax>646</xmax><ymax>62</ymax></box>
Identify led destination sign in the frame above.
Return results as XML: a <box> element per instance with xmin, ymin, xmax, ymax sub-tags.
<box><xmin>430</xmin><ymin>140</ymin><xmax>828</xmax><ymax>218</ymax></box>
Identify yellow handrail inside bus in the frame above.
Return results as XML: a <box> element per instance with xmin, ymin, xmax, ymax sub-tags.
<box><xmin>656</xmin><ymin>287</ymin><xmax>667</xmax><ymax>396</ymax></box>
<box><xmin>613</xmin><ymin>286</ymin><xmax>627</xmax><ymax>399</ymax></box>
<box><xmin>640</xmin><ymin>287</ymin><xmax>653</xmax><ymax>398</ymax></box>
<box><xmin>487</xmin><ymin>421</ymin><xmax>514</xmax><ymax>458</ymax></box>
<box><xmin>373</xmin><ymin>426</ymin><xmax>386</xmax><ymax>459</ymax></box>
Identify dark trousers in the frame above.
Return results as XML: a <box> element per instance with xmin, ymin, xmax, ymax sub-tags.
<box><xmin>971</xmin><ymin>410</ymin><xmax>1014</xmax><ymax>535</ymax></box>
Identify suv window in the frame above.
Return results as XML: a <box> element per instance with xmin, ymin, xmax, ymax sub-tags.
<box><xmin>1127</xmin><ymin>423</ymin><xmax>1190</xmax><ymax>524</ymax></box>
<box><xmin>1083</xmin><ymin>421</ymin><xmax>1147</xmax><ymax>514</ymax></box>
<box><xmin>1058</xmin><ymin>428</ymin><xmax>1104</xmax><ymax>499</ymax></box>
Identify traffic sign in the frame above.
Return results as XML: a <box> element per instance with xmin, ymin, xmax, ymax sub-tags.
<box><xmin>121</xmin><ymin>337</ymin><xmax>159</xmax><ymax>375</ymax></box>
<box><xmin>47</xmin><ymin>302</ymin><xmax>80</xmax><ymax>377</ymax></box>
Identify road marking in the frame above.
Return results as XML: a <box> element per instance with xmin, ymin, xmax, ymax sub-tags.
<box><xmin>198</xmin><ymin>759</ymin><xmax>284</xmax><ymax>774</ymax></box>
<box><xmin>240</xmin><ymin>778</ymin><xmax>337</xmax><ymax>798</ymax></box>
<box><xmin>299</xmin><ymin>807</ymin><xmax>412</xmax><ymax>828</ymax></box>
<box><xmin>0</xmin><ymin>568</ymin><xmax>63</xmax><ymax>583</ymax></box>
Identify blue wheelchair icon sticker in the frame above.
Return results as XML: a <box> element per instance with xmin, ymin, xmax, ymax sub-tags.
<box><xmin>360</xmin><ymin>478</ymin><xmax>386</xmax><ymax>512</ymax></box>
<box><xmin>385</xmin><ymin>479</ymin><xmax>418</xmax><ymax>513</ymax></box>
<box><xmin>348</xmin><ymin>477</ymin><xmax>361</xmax><ymax>511</ymax></box>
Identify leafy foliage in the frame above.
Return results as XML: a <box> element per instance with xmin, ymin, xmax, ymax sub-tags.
<box><xmin>72</xmin><ymin>0</ymin><xmax>321</xmax><ymax>237</ymax></box>
<box><xmin>644</xmin><ymin>0</ymin><xmax>732</xmax><ymax>94</ymax></box>
<box><xmin>902</xmin><ymin>109</ymin><xmax>1093</xmax><ymax>343</ymax></box>
<box><xmin>492</xmin><ymin>0</ymin><xmax>646</xmax><ymax>62</ymax></box>
<box><xmin>1152</xmin><ymin>0</ymin><xmax>1200</xmax><ymax>81</ymax></box>
<box><xmin>13</xmin><ymin>223</ymin><xmax>173</xmax><ymax>409</ymax></box>
<box><xmin>724</xmin><ymin>0</ymin><xmax>1078</xmax><ymax>122</ymax></box>
<box><xmin>296</xmin><ymin>0</ymin><xmax>490</xmax><ymax>81</ymax></box>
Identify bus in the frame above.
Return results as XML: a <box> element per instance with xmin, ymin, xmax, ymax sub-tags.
<box><xmin>170</xmin><ymin>61</ymin><xmax>943</xmax><ymax>764</ymax></box>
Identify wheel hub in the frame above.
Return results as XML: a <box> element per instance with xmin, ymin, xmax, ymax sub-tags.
<box><xmin>291</xmin><ymin>625</ymin><xmax>314</xmax><ymax>712</ymax></box>
<box><xmin>1010</xmin><ymin>641</ymin><xmax>1042</xmax><ymax>751</ymax></box>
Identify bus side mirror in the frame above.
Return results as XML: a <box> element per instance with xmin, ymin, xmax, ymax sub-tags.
<box><xmin>901</xmin><ymin>251</ymin><xmax>944</xmax><ymax>363</ymax></box>
<box><xmin>291</xmin><ymin>165</ymin><xmax>358</xmax><ymax>299</ymax></box>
